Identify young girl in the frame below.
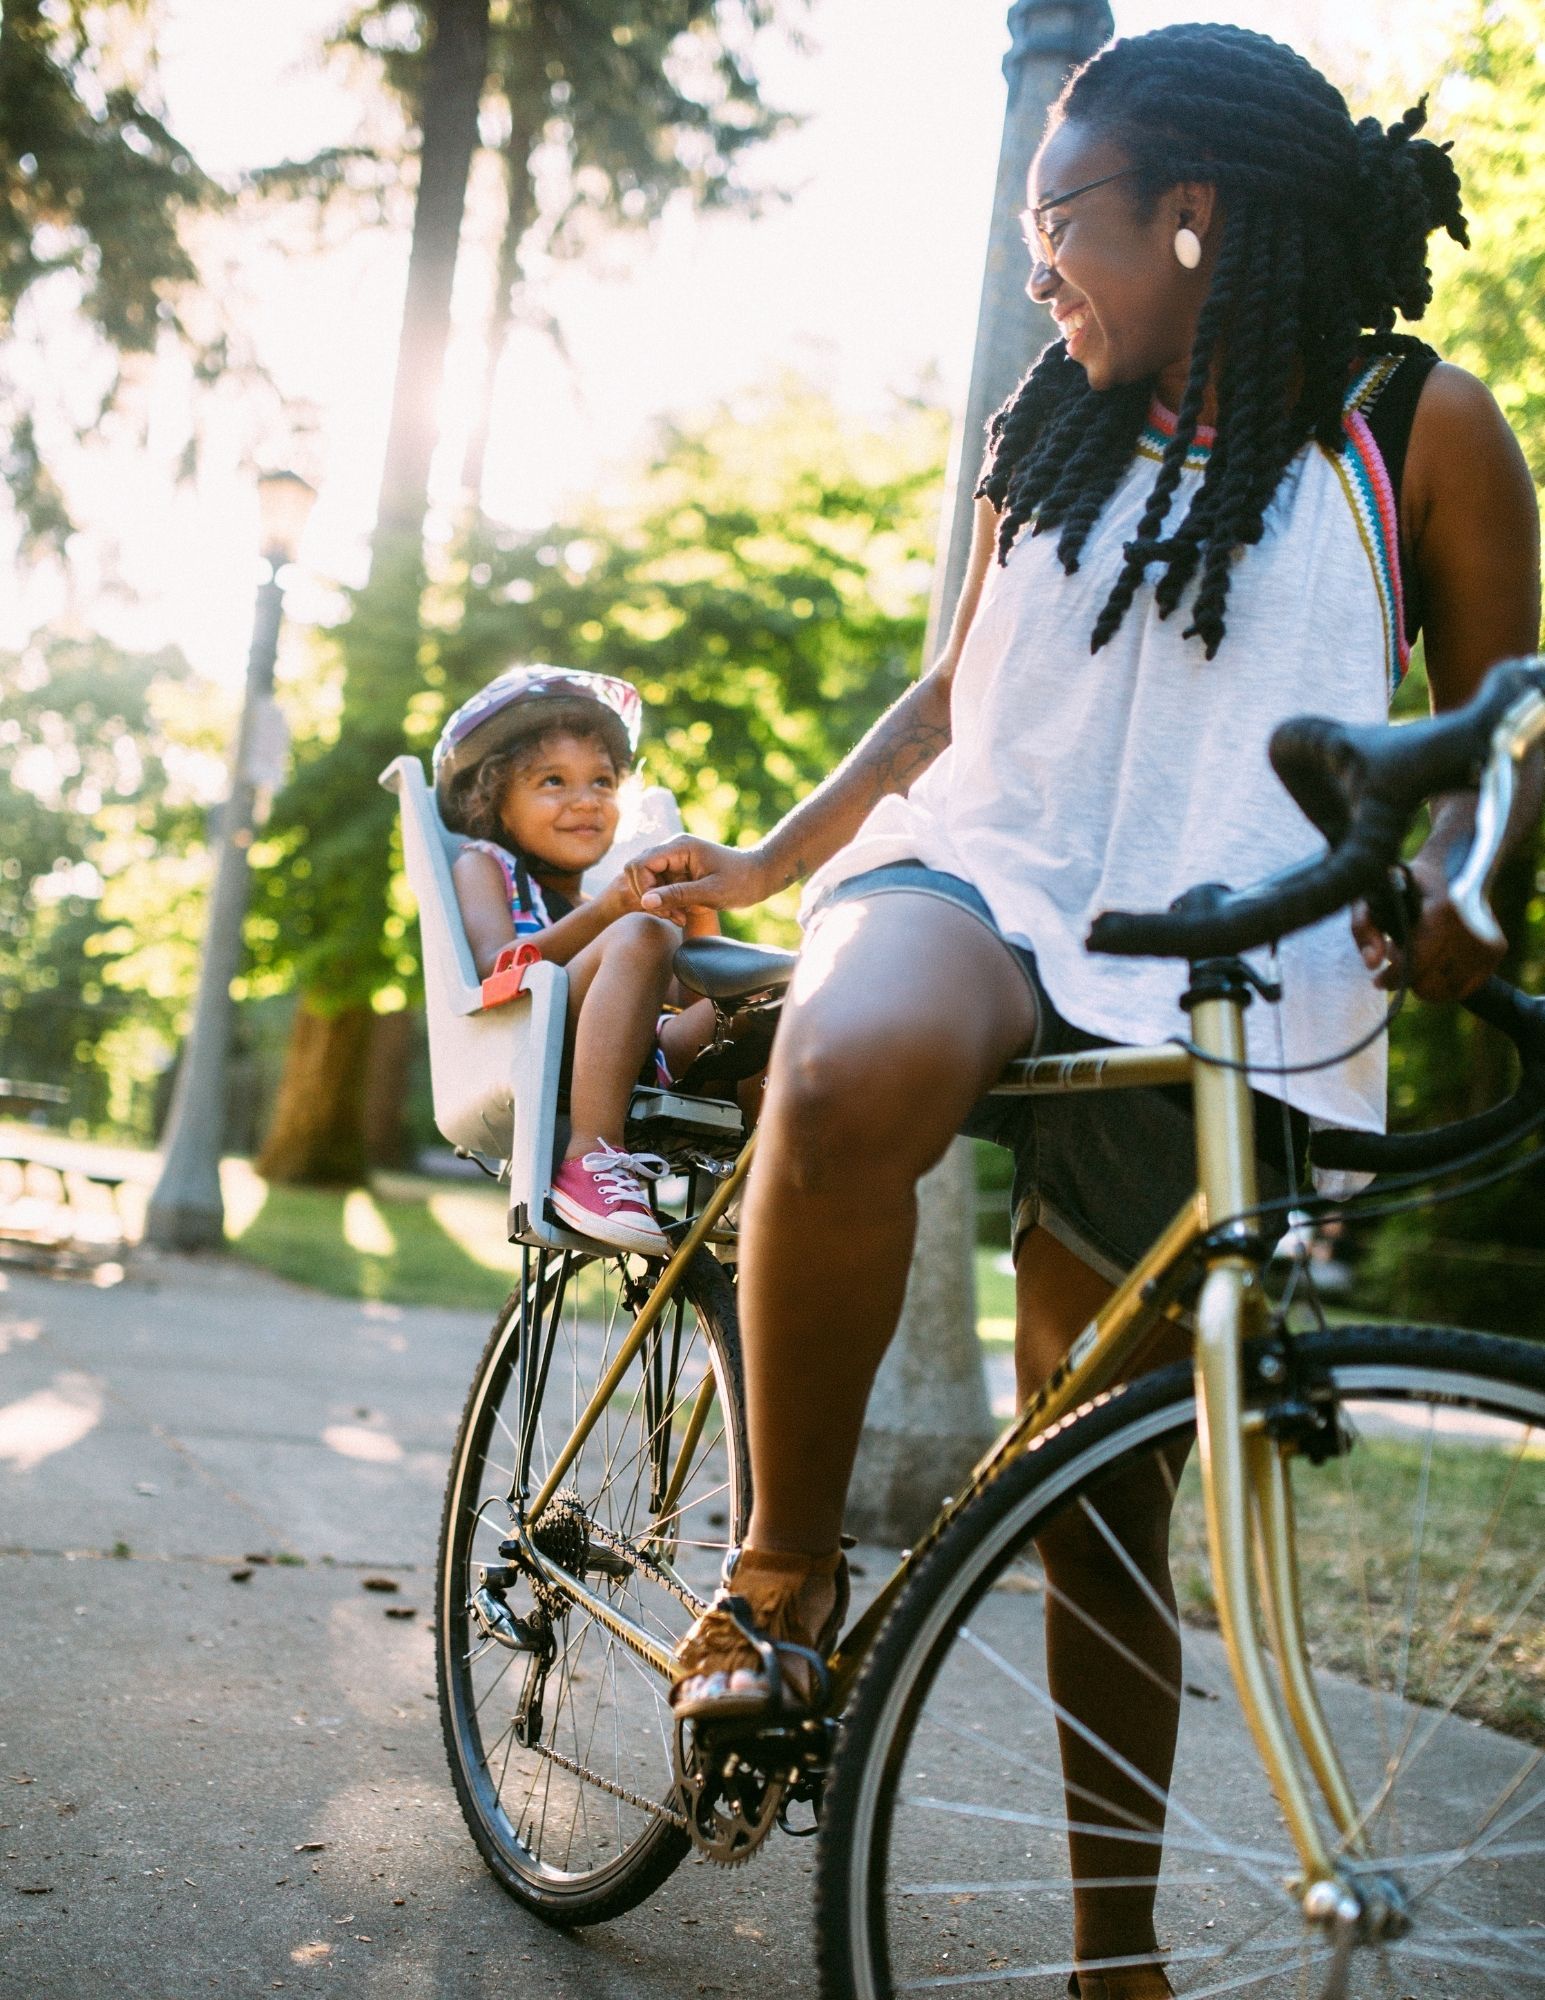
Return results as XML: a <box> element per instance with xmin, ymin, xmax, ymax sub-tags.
<box><xmin>635</xmin><ymin>25</ymin><xmax>1539</xmax><ymax>1998</ymax></box>
<box><xmin>434</xmin><ymin>664</ymin><xmax>729</xmax><ymax>1256</ymax></box>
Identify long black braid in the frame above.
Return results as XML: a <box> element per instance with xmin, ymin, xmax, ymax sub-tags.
<box><xmin>976</xmin><ymin>24</ymin><xmax>1468</xmax><ymax>659</ymax></box>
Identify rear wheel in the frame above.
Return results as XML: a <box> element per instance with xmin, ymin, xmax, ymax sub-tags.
<box><xmin>816</xmin><ymin>1325</ymin><xmax>1545</xmax><ymax>1997</ymax></box>
<box><xmin>438</xmin><ymin>1243</ymin><xmax>747</xmax><ymax>1924</ymax></box>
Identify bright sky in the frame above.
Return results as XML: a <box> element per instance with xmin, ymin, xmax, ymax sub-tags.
<box><xmin>17</xmin><ymin>0</ymin><xmax>1466</xmax><ymax>686</ymax></box>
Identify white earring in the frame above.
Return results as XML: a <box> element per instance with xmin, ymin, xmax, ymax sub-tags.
<box><xmin>1174</xmin><ymin>226</ymin><xmax>1203</xmax><ymax>270</ymax></box>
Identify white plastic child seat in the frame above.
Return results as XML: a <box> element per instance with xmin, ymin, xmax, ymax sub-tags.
<box><xmin>379</xmin><ymin>756</ymin><xmax>739</xmax><ymax>1252</ymax></box>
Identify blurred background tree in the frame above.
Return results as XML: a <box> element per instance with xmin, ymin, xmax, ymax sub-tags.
<box><xmin>0</xmin><ymin>634</ymin><xmax>228</xmax><ymax>1133</ymax></box>
<box><xmin>0</xmin><ymin>0</ymin><xmax>217</xmax><ymax>553</ymax></box>
<box><xmin>1350</xmin><ymin>0</ymin><xmax>1545</xmax><ymax>1333</ymax></box>
<box><xmin>254</xmin><ymin>0</ymin><xmax>807</xmax><ymax>1184</ymax></box>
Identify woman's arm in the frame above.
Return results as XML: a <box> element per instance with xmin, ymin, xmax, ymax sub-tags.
<box><xmin>631</xmin><ymin>494</ymin><xmax>1002</xmax><ymax>917</ymax></box>
<box><xmin>1354</xmin><ymin>363</ymin><xmax>1541</xmax><ymax>1001</ymax></box>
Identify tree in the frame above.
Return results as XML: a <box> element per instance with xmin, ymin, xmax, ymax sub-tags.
<box><xmin>257</xmin><ymin>0</ymin><xmax>803</xmax><ymax>1184</ymax></box>
<box><xmin>0</xmin><ymin>633</ymin><xmax>221</xmax><ymax>1133</ymax></box>
<box><xmin>0</xmin><ymin>0</ymin><xmax>216</xmax><ymax>553</ymax></box>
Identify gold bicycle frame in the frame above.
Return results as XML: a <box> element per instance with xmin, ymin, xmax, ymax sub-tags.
<box><xmin>500</xmin><ymin>686</ymin><xmax>1545</xmax><ymax>1913</ymax></box>
<box><xmin>511</xmin><ymin>991</ymin><xmax>1356</xmax><ymax>1896</ymax></box>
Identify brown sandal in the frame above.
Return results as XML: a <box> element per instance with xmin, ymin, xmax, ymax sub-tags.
<box><xmin>670</xmin><ymin>1545</ymin><xmax>849</xmax><ymax>1723</ymax></box>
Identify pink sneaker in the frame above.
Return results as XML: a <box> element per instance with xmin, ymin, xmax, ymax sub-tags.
<box><xmin>550</xmin><ymin>1143</ymin><xmax>670</xmax><ymax>1254</ymax></box>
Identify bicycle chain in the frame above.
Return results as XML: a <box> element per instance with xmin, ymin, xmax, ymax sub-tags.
<box><xmin>523</xmin><ymin>1739</ymin><xmax>688</xmax><ymax>1832</ymax></box>
<box><xmin>582</xmin><ymin>1518</ymin><xmax>714</xmax><ymax>1620</ymax></box>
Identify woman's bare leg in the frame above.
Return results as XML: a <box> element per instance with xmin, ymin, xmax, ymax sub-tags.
<box><xmin>739</xmin><ymin>894</ymin><xmax>1038</xmax><ymax>1574</ymax></box>
<box><xmin>1018</xmin><ymin>1227</ymin><xmax>1188</xmax><ymax>1992</ymax></box>
<box><xmin>560</xmin><ymin>912</ymin><xmax>680</xmax><ymax>1157</ymax></box>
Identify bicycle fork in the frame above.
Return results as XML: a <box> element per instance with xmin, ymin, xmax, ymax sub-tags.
<box><xmin>1186</xmin><ymin>976</ymin><xmax>1408</xmax><ymax>1975</ymax></box>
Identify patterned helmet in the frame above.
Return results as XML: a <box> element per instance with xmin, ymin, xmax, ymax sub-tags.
<box><xmin>431</xmin><ymin>664</ymin><xmax>644</xmax><ymax>811</ymax></box>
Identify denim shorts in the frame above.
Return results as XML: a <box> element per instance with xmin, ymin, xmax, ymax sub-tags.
<box><xmin>808</xmin><ymin>861</ymin><xmax>1303</xmax><ymax>1282</ymax></box>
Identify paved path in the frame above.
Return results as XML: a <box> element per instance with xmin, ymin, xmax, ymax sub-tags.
<box><xmin>1</xmin><ymin>1253</ymin><xmax>1536</xmax><ymax>1999</ymax></box>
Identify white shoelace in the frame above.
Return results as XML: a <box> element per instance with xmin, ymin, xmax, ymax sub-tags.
<box><xmin>579</xmin><ymin>1141</ymin><xmax>669</xmax><ymax>1209</ymax></box>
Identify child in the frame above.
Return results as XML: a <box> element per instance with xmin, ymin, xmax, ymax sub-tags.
<box><xmin>435</xmin><ymin>664</ymin><xmax>727</xmax><ymax>1256</ymax></box>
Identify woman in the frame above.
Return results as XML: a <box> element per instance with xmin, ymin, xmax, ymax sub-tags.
<box><xmin>634</xmin><ymin>25</ymin><xmax>1539</xmax><ymax>1997</ymax></box>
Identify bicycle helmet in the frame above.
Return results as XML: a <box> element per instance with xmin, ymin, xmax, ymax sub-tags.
<box><xmin>432</xmin><ymin>664</ymin><xmax>644</xmax><ymax>817</ymax></box>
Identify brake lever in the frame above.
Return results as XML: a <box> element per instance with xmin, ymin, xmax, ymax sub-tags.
<box><xmin>1448</xmin><ymin>689</ymin><xmax>1545</xmax><ymax>950</ymax></box>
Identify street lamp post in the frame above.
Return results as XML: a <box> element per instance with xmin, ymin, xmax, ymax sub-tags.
<box><xmin>144</xmin><ymin>471</ymin><xmax>316</xmax><ymax>1252</ymax></box>
<box><xmin>845</xmin><ymin>0</ymin><xmax>1113</xmax><ymax>1545</ymax></box>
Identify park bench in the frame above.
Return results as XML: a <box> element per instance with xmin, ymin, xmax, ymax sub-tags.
<box><xmin>0</xmin><ymin>1081</ymin><xmax>134</xmax><ymax>1273</ymax></box>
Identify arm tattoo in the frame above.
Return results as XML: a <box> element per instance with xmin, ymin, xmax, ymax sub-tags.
<box><xmin>851</xmin><ymin>696</ymin><xmax>952</xmax><ymax>808</ymax></box>
<box><xmin>760</xmin><ymin>675</ymin><xmax>952</xmax><ymax>890</ymax></box>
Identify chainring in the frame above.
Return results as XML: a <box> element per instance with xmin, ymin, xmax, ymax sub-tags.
<box><xmin>670</xmin><ymin>1713</ymin><xmax>834</xmax><ymax>1867</ymax></box>
<box><xmin>671</xmin><ymin>1716</ymin><xmax>789</xmax><ymax>1866</ymax></box>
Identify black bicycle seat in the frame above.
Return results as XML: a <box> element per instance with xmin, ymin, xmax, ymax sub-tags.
<box><xmin>674</xmin><ymin>936</ymin><xmax>797</xmax><ymax>1002</ymax></box>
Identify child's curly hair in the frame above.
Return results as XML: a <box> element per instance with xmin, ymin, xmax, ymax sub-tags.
<box><xmin>441</xmin><ymin>708</ymin><xmax>632</xmax><ymax>852</ymax></box>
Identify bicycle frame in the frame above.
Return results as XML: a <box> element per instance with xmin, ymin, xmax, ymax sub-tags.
<box><xmin>511</xmin><ymin>980</ymin><xmax>1358</xmax><ymax>1898</ymax></box>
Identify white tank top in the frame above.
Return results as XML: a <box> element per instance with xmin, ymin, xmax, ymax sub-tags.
<box><xmin>802</xmin><ymin>360</ymin><xmax>1416</xmax><ymax>1133</ymax></box>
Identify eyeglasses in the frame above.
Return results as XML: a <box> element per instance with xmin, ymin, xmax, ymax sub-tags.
<box><xmin>1019</xmin><ymin>166</ymin><xmax>1142</xmax><ymax>271</ymax></box>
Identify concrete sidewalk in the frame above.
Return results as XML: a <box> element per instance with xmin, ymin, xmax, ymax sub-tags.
<box><xmin>0</xmin><ymin>1252</ymin><xmax>835</xmax><ymax>2000</ymax></box>
<box><xmin>1</xmin><ymin>1252</ymin><xmax>1535</xmax><ymax>1999</ymax></box>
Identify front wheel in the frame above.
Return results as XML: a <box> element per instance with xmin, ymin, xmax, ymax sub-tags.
<box><xmin>437</xmin><ymin>1244</ymin><xmax>748</xmax><ymax>1926</ymax></box>
<box><xmin>816</xmin><ymin>1325</ymin><xmax>1545</xmax><ymax>1998</ymax></box>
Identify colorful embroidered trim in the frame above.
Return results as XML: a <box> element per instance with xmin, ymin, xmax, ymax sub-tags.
<box><xmin>1136</xmin><ymin>398</ymin><xmax>1215</xmax><ymax>472</ymax></box>
<box><xmin>1325</xmin><ymin>355</ymin><xmax>1408</xmax><ymax>693</ymax></box>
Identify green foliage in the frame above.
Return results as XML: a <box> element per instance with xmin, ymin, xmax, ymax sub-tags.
<box><xmin>0</xmin><ymin>633</ymin><xmax>221</xmax><ymax>1132</ymax></box>
<box><xmin>253</xmin><ymin>383</ymin><xmax>946</xmax><ymax>997</ymax></box>
<box><xmin>334</xmin><ymin>0</ymin><xmax>799</xmax><ymax>237</ymax></box>
<box><xmin>1350</xmin><ymin>5</ymin><xmax>1545</xmax><ymax>1335</ymax></box>
<box><xmin>0</xmin><ymin>0</ymin><xmax>216</xmax><ymax>553</ymax></box>
<box><xmin>251</xmin><ymin>535</ymin><xmax>428</xmax><ymax>1009</ymax></box>
<box><xmin>440</xmin><ymin>382</ymin><xmax>948</xmax><ymax>936</ymax></box>
<box><xmin>1424</xmin><ymin>1</ymin><xmax>1545</xmax><ymax>486</ymax></box>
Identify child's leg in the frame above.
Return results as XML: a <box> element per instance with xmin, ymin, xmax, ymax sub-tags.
<box><xmin>561</xmin><ymin>913</ymin><xmax>681</xmax><ymax>1157</ymax></box>
<box><xmin>656</xmin><ymin>997</ymin><xmax>719</xmax><ymax>1083</ymax></box>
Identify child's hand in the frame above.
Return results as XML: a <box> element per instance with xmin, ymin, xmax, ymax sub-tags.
<box><xmin>602</xmin><ymin>871</ymin><xmax>685</xmax><ymax>926</ymax></box>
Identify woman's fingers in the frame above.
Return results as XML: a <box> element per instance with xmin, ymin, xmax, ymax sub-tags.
<box><xmin>625</xmin><ymin>837</ymin><xmax>766</xmax><ymax>914</ymax></box>
<box><xmin>1353</xmin><ymin>875</ymin><xmax>1504</xmax><ymax>1002</ymax></box>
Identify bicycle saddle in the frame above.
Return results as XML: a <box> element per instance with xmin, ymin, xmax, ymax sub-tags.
<box><xmin>673</xmin><ymin>936</ymin><xmax>797</xmax><ymax>1002</ymax></box>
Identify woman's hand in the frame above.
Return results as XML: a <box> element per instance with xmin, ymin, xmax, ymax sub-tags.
<box><xmin>1350</xmin><ymin>849</ymin><xmax>1504</xmax><ymax>1003</ymax></box>
<box><xmin>625</xmin><ymin>838</ymin><xmax>773</xmax><ymax>918</ymax></box>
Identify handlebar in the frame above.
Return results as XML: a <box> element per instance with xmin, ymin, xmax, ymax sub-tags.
<box><xmin>1086</xmin><ymin>656</ymin><xmax>1545</xmax><ymax>962</ymax></box>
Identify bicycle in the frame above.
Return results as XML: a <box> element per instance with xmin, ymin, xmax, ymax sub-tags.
<box><xmin>432</xmin><ymin>656</ymin><xmax>1545</xmax><ymax>1995</ymax></box>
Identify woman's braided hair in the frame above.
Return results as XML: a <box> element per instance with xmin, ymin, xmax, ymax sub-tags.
<box><xmin>977</xmin><ymin>24</ymin><xmax>1468</xmax><ymax>658</ymax></box>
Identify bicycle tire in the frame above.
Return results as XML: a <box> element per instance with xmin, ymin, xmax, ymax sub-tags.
<box><xmin>437</xmin><ymin>1243</ymin><xmax>747</xmax><ymax>1925</ymax></box>
<box><xmin>817</xmin><ymin>1324</ymin><xmax>1545</xmax><ymax>1998</ymax></box>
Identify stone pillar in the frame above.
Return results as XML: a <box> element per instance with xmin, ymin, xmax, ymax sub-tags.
<box><xmin>847</xmin><ymin>0</ymin><xmax>1114</xmax><ymax>1546</ymax></box>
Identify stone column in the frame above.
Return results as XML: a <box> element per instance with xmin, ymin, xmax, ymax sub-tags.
<box><xmin>846</xmin><ymin>0</ymin><xmax>1114</xmax><ymax>1547</ymax></box>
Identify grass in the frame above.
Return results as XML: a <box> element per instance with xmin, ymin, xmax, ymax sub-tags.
<box><xmin>222</xmin><ymin>1161</ymin><xmax>1027</xmax><ymax>1344</ymax></box>
<box><xmin>224</xmin><ymin>1165</ymin><xmax>525</xmax><ymax>1314</ymax></box>
<box><xmin>1168</xmin><ymin>1428</ymin><xmax>1545</xmax><ymax>1746</ymax></box>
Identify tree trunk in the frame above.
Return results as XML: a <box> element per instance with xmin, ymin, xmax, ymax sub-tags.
<box><xmin>256</xmin><ymin>1003</ymin><xmax>374</xmax><ymax>1186</ymax></box>
<box><xmin>374</xmin><ymin>0</ymin><xmax>494</xmax><ymax>549</ymax></box>
<box><xmin>363</xmin><ymin>1007</ymin><xmax>420</xmax><ymax>1170</ymax></box>
<box><xmin>460</xmin><ymin>116</ymin><xmax>538</xmax><ymax>512</ymax></box>
<box><xmin>259</xmin><ymin>0</ymin><xmax>491</xmax><ymax>1184</ymax></box>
